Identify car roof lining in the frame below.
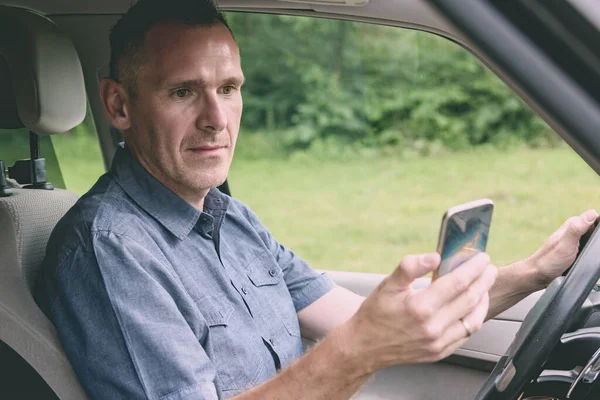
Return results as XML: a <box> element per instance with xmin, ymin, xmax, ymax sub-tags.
<box><xmin>1</xmin><ymin>0</ymin><xmax>451</xmax><ymax>28</ymax></box>
<box><xmin>4</xmin><ymin>0</ymin><xmax>461</xmax><ymax>55</ymax></box>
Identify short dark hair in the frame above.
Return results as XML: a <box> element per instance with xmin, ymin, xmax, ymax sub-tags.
<box><xmin>108</xmin><ymin>0</ymin><xmax>233</xmax><ymax>97</ymax></box>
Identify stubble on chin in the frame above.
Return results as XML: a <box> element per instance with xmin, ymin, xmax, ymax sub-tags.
<box><xmin>173</xmin><ymin>153</ymin><xmax>231</xmax><ymax>191</ymax></box>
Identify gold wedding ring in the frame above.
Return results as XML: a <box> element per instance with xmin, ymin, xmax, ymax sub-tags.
<box><xmin>460</xmin><ymin>318</ymin><xmax>473</xmax><ymax>337</ymax></box>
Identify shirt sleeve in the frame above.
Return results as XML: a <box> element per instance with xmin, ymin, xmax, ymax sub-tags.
<box><xmin>241</xmin><ymin>202</ymin><xmax>335</xmax><ymax>312</ymax></box>
<box><xmin>47</xmin><ymin>230</ymin><xmax>219</xmax><ymax>400</ymax></box>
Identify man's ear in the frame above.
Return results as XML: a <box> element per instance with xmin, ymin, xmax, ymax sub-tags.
<box><xmin>99</xmin><ymin>78</ymin><xmax>132</xmax><ymax>130</ymax></box>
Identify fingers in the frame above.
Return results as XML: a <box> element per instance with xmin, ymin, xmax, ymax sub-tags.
<box><xmin>422</xmin><ymin>252</ymin><xmax>491</xmax><ymax>310</ymax></box>
<box><xmin>430</xmin><ymin>337</ymin><xmax>470</xmax><ymax>363</ymax></box>
<box><xmin>450</xmin><ymin>292</ymin><xmax>489</xmax><ymax>341</ymax></box>
<box><xmin>564</xmin><ymin>209</ymin><xmax>598</xmax><ymax>239</ymax></box>
<box><xmin>357</xmin><ymin>252</ymin><xmax>492</xmax><ymax>368</ymax></box>
<box><xmin>583</xmin><ymin>209</ymin><xmax>598</xmax><ymax>224</ymax></box>
<box><xmin>535</xmin><ymin>209</ymin><xmax>597</xmax><ymax>251</ymax></box>
<box><xmin>388</xmin><ymin>252</ymin><xmax>441</xmax><ymax>290</ymax></box>
<box><xmin>435</xmin><ymin>264</ymin><xmax>496</xmax><ymax>328</ymax></box>
<box><xmin>423</xmin><ymin>293</ymin><xmax>490</xmax><ymax>363</ymax></box>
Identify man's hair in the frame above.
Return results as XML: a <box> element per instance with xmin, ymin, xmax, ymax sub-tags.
<box><xmin>109</xmin><ymin>0</ymin><xmax>233</xmax><ymax>97</ymax></box>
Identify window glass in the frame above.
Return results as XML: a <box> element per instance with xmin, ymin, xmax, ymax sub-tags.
<box><xmin>50</xmin><ymin>107</ymin><xmax>105</xmax><ymax>195</ymax></box>
<box><xmin>225</xmin><ymin>13</ymin><xmax>600</xmax><ymax>274</ymax></box>
<box><xmin>0</xmin><ymin>128</ymin><xmax>65</xmax><ymax>189</ymax></box>
<box><xmin>0</xmin><ymin>105</ymin><xmax>105</xmax><ymax>195</ymax></box>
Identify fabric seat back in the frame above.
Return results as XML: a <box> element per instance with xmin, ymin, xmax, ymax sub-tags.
<box><xmin>0</xmin><ymin>188</ymin><xmax>87</xmax><ymax>399</ymax></box>
<box><xmin>0</xmin><ymin>5</ymin><xmax>91</xmax><ymax>399</ymax></box>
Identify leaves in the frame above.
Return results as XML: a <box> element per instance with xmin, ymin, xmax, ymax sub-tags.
<box><xmin>226</xmin><ymin>13</ymin><xmax>554</xmax><ymax>156</ymax></box>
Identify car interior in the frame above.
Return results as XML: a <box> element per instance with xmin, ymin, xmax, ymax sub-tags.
<box><xmin>1</xmin><ymin>0</ymin><xmax>600</xmax><ymax>399</ymax></box>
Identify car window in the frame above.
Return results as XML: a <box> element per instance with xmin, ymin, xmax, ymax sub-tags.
<box><xmin>0</xmin><ymin>104</ymin><xmax>105</xmax><ymax>195</ymax></box>
<box><xmin>0</xmin><ymin>127</ymin><xmax>66</xmax><ymax>189</ymax></box>
<box><xmin>225</xmin><ymin>13</ymin><xmax>600</xmax><ymax>274</ymax></box>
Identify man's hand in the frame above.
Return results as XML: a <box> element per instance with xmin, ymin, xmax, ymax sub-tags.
<box><xmin>527</xmin><ymin>209</ymin><xmax>598</xmax><ymax>288</ymax></box>
<box><xmin>340</xmin><ymin>252</ymin><xmax>497</xmax><ymax>372</ymax></box>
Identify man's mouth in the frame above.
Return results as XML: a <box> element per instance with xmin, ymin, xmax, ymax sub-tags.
<box><xmin>188</xmin><ymin>145</ymin><xmax>227</xmax><ymax>155</ymax></box>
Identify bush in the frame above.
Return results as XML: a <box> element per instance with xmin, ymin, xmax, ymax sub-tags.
<box><xmin>227</xmin><ymin>13</ymin><xmax>558</xmax><ymax>154</ymax></box>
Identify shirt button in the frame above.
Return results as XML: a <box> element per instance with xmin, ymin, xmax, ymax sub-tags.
<box><xmin>269</xmin><ymin>269</ymin><xmax>277</xmax><ymax>277</ymax></box>
<box><xmin>269</xmin><ymin>338</ymin><xmax>275</xmax><ymax>346</ymax></box>
<box><xmin>241</xmin><ymin>286</ymin><xmax>248</xmax><ymax>295</ymax></box>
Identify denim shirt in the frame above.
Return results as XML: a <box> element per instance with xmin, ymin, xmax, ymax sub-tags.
<box><xmin>34</xmin><ymin>145</ymin><xmax>334</xmax><ymax>400</ymax></box>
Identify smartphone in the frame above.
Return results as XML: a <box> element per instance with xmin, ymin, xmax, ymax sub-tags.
<box><xmin>432</xmin><ymin>199</ymin><xmax>494</xmax><ymax>280</ymax></box>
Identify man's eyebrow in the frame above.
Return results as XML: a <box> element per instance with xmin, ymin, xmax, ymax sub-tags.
<box><xmin>227</xmin><ymin>75</ymin><xmax>246</xmax><ymax>87</ymax></box>
<box><xmin>160</xmin><ymin>76</ymin><xmax>245</xmax><ymax>89</ymax></box>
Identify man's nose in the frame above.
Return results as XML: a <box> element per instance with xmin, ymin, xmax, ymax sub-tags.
<box><xmin>196</xmin><ymin>92</ymin><xmax>227</xmax><ymax>132</ymax></box>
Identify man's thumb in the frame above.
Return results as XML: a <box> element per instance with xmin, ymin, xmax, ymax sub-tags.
<box><xmin>389</xmin><ymin>252</ymin><xmax>440</xmax><ymax>289</ymax></box>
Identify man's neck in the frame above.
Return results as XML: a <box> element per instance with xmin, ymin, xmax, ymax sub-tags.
<box><xmin>126</xmin><ymin>145</ymin><xmax>210</xmax><ymax>211</ymax></box>
<box><xmin>176</xmin><ymin>189</ymin><xmax>208</xmax><ymax>211</ymax></box>
<box><xmin>152</xmin><ymin>176</ymin><xmax>209</xmax><ymax>211</ymax></box>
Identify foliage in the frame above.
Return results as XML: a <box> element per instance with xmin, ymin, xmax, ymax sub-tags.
<box><xmin>226</xmin><ymin>13</ymin><xmax>558</xmax><ymax>155</ymax></box>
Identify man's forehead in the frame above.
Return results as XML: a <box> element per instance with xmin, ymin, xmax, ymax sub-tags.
<box><xmin>140</xmin><ymin>22</ymin><xmax>242</xmax><ymax>85</ymax></box>
<box><xmin>144</xmin><ymin>22</ymin><xmax>239</xmax><ymax>60</ymax></box>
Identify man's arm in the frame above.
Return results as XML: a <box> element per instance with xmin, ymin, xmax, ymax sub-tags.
<box><xmin>297</xmin><ymin>261</ymin><xmax>531</xmax><ymax>334</ymax></box>
<box><xmin>487</xmin><ymin>209</ymin><xmax>598</xmax><ymax>319</ymax></box>
<box><xmin>486</xmin><ymin>259</ymin><xmax>541</xmax><ymax>319</ymax></box>
<box><xmin>299</xmin><ymin>264</ymin><xmax>536</xmax><ymax>334</ymax></box>
<box><xmin>298</xmin><ymin>286</ymin><xmax>364</xmax><ymax>340</ymax></box>
<box><xmin>299</xmin><ymin>209</ymin><xmax>599</xmax><ymax>337</ymax></box>
<box><xmin>231</xmin><ymin>252</ymin><xmax>496</xmax><ymax>400</ymax></box>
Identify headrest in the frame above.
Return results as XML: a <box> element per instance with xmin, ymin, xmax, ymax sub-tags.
<box><xmin>0</xmin><ymin>6</ymin><xmax>86</xmax><ymax>134</ymax></box>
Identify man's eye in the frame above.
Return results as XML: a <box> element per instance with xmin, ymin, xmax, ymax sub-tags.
<box><xmin>222</xmin><ymin>86</ymin><xmax>234</xmax><ymax>95</ymax></box>
<box><xmin>174</xmin><ymin>89</ymin><xmax>190</xmax><ymax>98</ymax></box>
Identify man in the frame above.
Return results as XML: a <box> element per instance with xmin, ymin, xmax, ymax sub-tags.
<box><xmin>34</xmin><ymin>0</ymin><xmax>598</xmax><ymax>399</ymax></box>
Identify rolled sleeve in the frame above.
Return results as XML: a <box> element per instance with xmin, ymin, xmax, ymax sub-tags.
<box><xmin>290</xmin><ymin>272</ymin><xmax>335</xmax><ymax>312</ymax></box>
<box><xmin>274</xmin><ymin>245</ymin><xmax>335</xmax><ymax>305</ymax></box>
<box><xmin>47</xmin><ymin>231</ymin><xmax>218</xmax><ymax>400</ymax></box>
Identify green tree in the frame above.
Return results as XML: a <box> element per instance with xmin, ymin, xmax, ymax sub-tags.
<box><xmin>226</xmin><ymin>13</ymin><xmax>555</xmax><ymax>156</ymax></box>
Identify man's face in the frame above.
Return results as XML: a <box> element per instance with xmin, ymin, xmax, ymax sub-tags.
<box><xmin>124</xmin><ymin>22</ymin><xmax>244</xmax><ymax>200</ymax></box>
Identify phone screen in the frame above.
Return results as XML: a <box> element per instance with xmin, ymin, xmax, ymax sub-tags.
<box><xmin>436</xmin><ymin>201</ymin><xmax>493</xmax><ymax>278</ymax></box>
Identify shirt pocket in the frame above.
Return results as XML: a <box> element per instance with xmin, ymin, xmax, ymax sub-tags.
<box><xmin>196</xmin><ymin>294</ymin><xmax>264</xmax><ymax>392</ymax></box>
<box><xmin>246</xmin><ymin>252</ymin><xmax>302</xmax><ymax>338</ymax></box>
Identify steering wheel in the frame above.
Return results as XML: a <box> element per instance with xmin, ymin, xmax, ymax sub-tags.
<box><xmin>475</xmin><ymin>225</ymin><xmax>600</xmax><ymax>400</ymax></box>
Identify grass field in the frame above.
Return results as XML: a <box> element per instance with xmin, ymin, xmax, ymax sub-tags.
<box><xmin>228</xmin><ymin>146</ymin><xmax>600</xmax><ymax>274</ymax></box>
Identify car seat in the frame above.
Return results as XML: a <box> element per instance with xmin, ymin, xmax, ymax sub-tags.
<box><xmin>0</xmin><ymin>5</ymin><xmax>91</xmax><ymax>399</ymax></box>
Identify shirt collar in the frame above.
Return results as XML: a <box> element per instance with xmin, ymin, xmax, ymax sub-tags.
<box><xmin>110</xmin><ymin>143</ymin><xmax>229</xmax><ymax>240</ymax></box>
